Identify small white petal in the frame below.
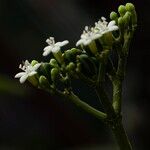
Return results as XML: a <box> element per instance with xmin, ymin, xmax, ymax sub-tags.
<box><xmin>109</xmin><ymin>26</ymin><xmax>119</xmax><ymax>31</ymax></box>
<box><xmin>84</xmin><ymin>39</ymin><xmax>92</xmax><ymax>46</ymax></box>
<box><xmin>108</xmin><ymin>21</ymin><xmax>116</xmax><ymax>28</ymax></box>
<box><xmin>44</xmin><ymin>46</ymin><xmax>52</xmax><ymax>51</ymax></box>
<box><xmin>43</xmin><ymin>49</ymin><xmax>51</xmax><ymax>56</ymax></box>
<box><xmin>33</xmin><ymin>63</ymin><xmax>41</xmax><ymax>70</ymax></box>
<box><xmin>15</xmin><ymin>72</ymin><xmax>26</xmax><ymax>78</ymax></box>
<box><xmin>101</xmin><ymin>16</ymin><xmax>106</xmax><ymax>21</ymax></box>
<box><xmin>51</xmin><ymin>46</ymin><xmax>60</xmax><ymax>53</ymax></box>
<box><xmin>20</xmin><ymin>74</ymin><xmax>28</xmax><ymax>83</ymax></box>
<box><xmin>28</xmin><ymin>71</ymin><xmax>37</xmax><ymax>76</ymax></box>
<box><xmin>56</xmin><ymin>40</ymin><xmax>69</xmax><ymax>47</ymax></box>
<box><xmin>76</xmin><ymin>39</ymin><xmax>84</xmax><ymax>46</ymax></box>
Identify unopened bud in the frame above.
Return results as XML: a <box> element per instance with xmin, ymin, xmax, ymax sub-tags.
<box><xmin>123</xmin><ymin>12</ymin><xmax>131</xmax><ymax>26</ymax></box>
<box><xmin>125</xmin><ymin>3</ymin><xmax>135</xmax><ymax>12</ymax></box>
<box><xmin>50</xmin><ymin>59</ymin><xmax>59</xmax><ymax>68</ymax></box>
<box><xmin>118</xmin><ymin>17</ymin><xmax>125</xmax><ymax>36</ymax></box>
<box><xmin>125</xmin><ymin>3</ymin><xmax>137</xmax><ymax>26</ymax></box>
<box><xmin>51</xmin><ymin>68</ymin><xmax>59</xmax><ymax>82</ymax></box>
<box><xmin>31</xmin><ymin>60</ymin><xmax>38</xmax><ymax>66</ymax></box>
<box><xmin>110</xmin><ymin>11</ymin><xmax>118</xmax><ymax>21</ymax></box>
<box><xmin>39</xmin><ymin>75</ymin><xmax>50</xmax><ymax>89</ymax></box>
<box><xmin>66</xmin><ymin>62</ymin><xmax>76</xmax><ymax>71</ymax></box>
<box><xmin>118</xmin><ymin>5</ymin><xmax>126</xmax><ymax>16</ymax></box>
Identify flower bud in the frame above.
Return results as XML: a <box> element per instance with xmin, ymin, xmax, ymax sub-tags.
<box><xmin>39</xmin><ymin>75</ymin><xmax>50</xmax><ymax>89</ymax></box>
<box><xmin>63</xmin><ymin>48</ymin><xmax>81</xmax><ymax>62</ymax></box>
<box><xmin>125</xmin><ymin>3</ymin><xmax>137</xmax><ymax>26</ymax></box>
<box><xmin>50</xmin><ymin>59</ymin><xmax>59</xmax><ymax>68</ymax></box>
<box><xmin>31</xmin><ymin>60</ymin><xmax>38</xmax><ymax>66</ymax></box>
<box><xmin>70</xmin><ymin>48</ymin><xmax>82</xmax><ymax>55</ymax></box>
<box><xmin>110</xmin><ymin>11</ymin><xmax>118</xmax><ymax>21</ymax></box>
<box><xmin>123</xmin><ymin>12</ymin><xmax>131</xmax><ymax>27</ymax></box>
<box><xmin>118</xmin><ymin>17</ymin><xmax>124</xmax><ymax>34</ymax></box>
<box><xmin>125</xmin><ymin>3</ymin><xmax>135</xmax><ymax>12</ymax></box>
<box><xmin>76</xmin><ymin>62</ymin><xmax>81</xmax><ymax>73</ymax></box>
<box><xmin>66</xmin><ymin>62</ymin><xmax>76</xmax><ymax>71</ymax></box>
<box><xmin>51</xmin><ymin>68</ymin><xmax>59</xmax><ymax>82</ymax></box>
<box><xmin>118</xmin><ymin>5</ymin><xmax>126</xmax><ymax>16</ymax></box>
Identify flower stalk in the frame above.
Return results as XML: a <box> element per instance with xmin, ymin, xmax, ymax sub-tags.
<box><xmin>15</xmin><ymin>2</ymin><xmax>137</xmax><ymax>150</ymax></box>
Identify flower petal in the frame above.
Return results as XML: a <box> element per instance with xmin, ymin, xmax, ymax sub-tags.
<box><xmin>51</xmin><ymin>46</ymin><xmax>60</xmax><ymax>53</ymax></box>
<box><xmin>44</xmin><ymin>46</ymin><xmax>52</xmax><ymax>51</ymax></box>
<box><xmin>15</xmin><ymin>72</ymin><xmax>26</xmax><ymax>78</ymax></box>
<box><xmin>109</xmin><ymin>26</ymin><xmax>119</xmax><ymax>31</ymax></box>
<box><xmin>33</xmin><ymin>63</ymin><xmax>41</xmax><ymax>70</ymax></box>
<box><xmin>56</xmin><ymin>40</ymin><xmax>69</xmax><ymax>47</ymax></box>
<box><xmin>84</xmin><ymin>39</ymin><xmax>92</xmax><ymax>46</ymax></box>
<box><xmin>76</xmin><ymin>39</ymin><xmax>84</xmax><ymax>46</ymax></box>
<box><xmin>108</xmin><ymin>21</ymin><xmax>116</xmax><ymax>28</ymax></box>
<box><xmin>43</xmin><ymin>48</ymin><xmax>51</xmax><ymax>56</ymax></box>
<box><xmin>20</xmin><ymin>74</ymin><xmax>28</xmax><ymax>83</ymax></box>
<box><xmin>28</xmin><ymin>71</ymin><xmax>37</xmax><ymax>76</ymax></box>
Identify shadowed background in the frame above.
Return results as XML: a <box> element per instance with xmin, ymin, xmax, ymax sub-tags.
<box><xmin>0</xmin><ymin>0</ymin><xmax>149</xmax><ymax>149</ymax></box>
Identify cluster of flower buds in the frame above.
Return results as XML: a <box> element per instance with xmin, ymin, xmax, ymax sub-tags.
<box><xmin>15</xmin><ymin>3</ymin><xmax>137</xmax><ymax>94</ymax></box>
<box><xmin>110</xmin><ymin>3</ymin><xmax>137</xmax><ymax>40</ymax></box>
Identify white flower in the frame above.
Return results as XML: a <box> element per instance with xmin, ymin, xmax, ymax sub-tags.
<box><xmin>95</xmin><ymin>17</ymin><xmax>118</xmax><ymax>35</ymax></box>
<box><xmin>76</xmin><ymin>17</ymin><xmax>118</xmax><ymax>47</ymax></box>
<box><xmin>76</xmin><ymin>26</ymin><xmax>101</xmax><ymax>46</ymax></box>
<box><xmin>43</xmin><ymin>37</ymin><xmax>69</xmax><ymax>56</ymax></box>
<box><xmin>15</xmin><ymin>60</ymin><xmax>41</xmax><ymax>84</ymax></box>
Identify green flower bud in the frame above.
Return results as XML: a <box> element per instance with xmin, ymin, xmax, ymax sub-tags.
<box><xmin>51</xmin><ymin>68</ymin><xmax>59</xmax><ymax>82</ymax></box>
<box><xmin>70</xmin><ymin>48</ymin><xmax>82</xmax><ymax>55</ymax></box>
<box><xmin>118</xmin><ymin>5</ymin><xmax>126</xmax><ymax>16</ymax></box>
<box><xmin>63</xmin><ymin>50</ymin><xmax>74</xmax><ymax>62</ymax></box>
<box><xmin>50</xmin><ymin>59</ymin><xmax>59</xmax><ymax>68</ymax></box>
<box><xmin>110</xmin><ymin>11</ymin><xmax>118</xmax><ymax>21</ymax></box>
<box><xmin>31</xmin><ymin>60</ymin><xmax>38</xmax><ymax>66</ymax></box>
<box><xmin>66</xmin><ymin>62</ymin><xmax>76</xmax><ymax>71</ymax></box>
<box><xmin>125</xmin><ymin>3</ymin><xmax>137</xmax><ymax>26</ymax></box>
<box><xmin>118</xmin><ymin>17</ymin><xmax>124</xmax><ymax>34</ymax></box>
<box><xmin>76</xmin><ymin>62</ymin><xmax>81</xmax><ymax>72</ymax></box>
<box><xmin>39</xmin><ymin>75</ymin><xmax>50</xmax><ymax>89</ymax></box>
<box><xmin>125</xmin><ymin>3</ymin><xmax>135</xmax><ymax>12</ymax></box>
<box><xmin>123</xmin><ymin>12</ymin><xmax>131</xmax><ymax>26</ymax></box>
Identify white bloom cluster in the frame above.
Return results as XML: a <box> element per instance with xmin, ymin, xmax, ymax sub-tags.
<box><xmin>43</xmin><ymin>37</ymin><xmax>69</xmax><ymax>56</ymax></box>
<box><xmin>76</xmin><ymin>17</ymin><xmax>118</xmax><ymax>46</ymax></box>
<box><xmin>15</xmin><ymin>60</ymin><xmax>41</xmax><ymax>83</ymax></box>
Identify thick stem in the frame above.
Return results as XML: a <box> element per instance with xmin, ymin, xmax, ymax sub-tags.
<box><xmin>112</xmin><ymin>79</ymin><xmax>122</xmax><ymax>114</ymax></box>
<box><xmin>111</xmin><ymin>121</ymin><xmax>133</xmax><ymax>150</ymax></box>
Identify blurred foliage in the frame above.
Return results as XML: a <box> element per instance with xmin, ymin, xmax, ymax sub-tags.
<box><xmin>0</xmin><ymin>73</ymin><xmax>27</xmax><ymax>96</ymax></box>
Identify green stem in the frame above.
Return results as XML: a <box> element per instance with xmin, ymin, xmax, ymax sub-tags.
<box><xmin>112</xmin><ymin>79</ymin><xmax>122</xmax><ymax>114</ymax></box>
<box><xmin>63</xmin><ymin>91</ymin><xmax>107</xmax><ymax>121</ymax></box>
<box><xmin>96</xmin><ymin>85</ymin><xmax>116</xmax><ymax>118</ymax></box>
<box><xmin>111</xmin><ymin>120</ymin><xmax>133</xmax><ymax>150</ymax></box>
